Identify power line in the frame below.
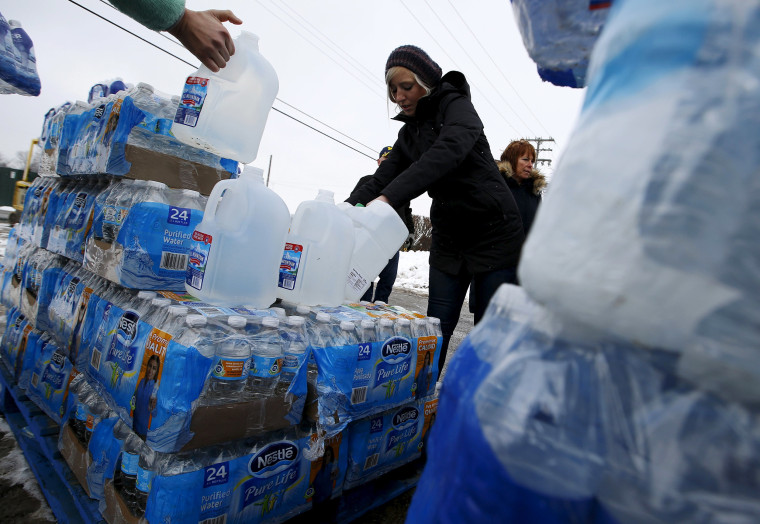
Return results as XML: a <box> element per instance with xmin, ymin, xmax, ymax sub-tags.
<box><xmin>264</xmin><ymin>0</ymin><xmax>378</xmax><ymax>86</ymax></box>
<box><xmin>253</xmin><ymin>0</ymin><xmax>383</xmax><ymax>99</ymax></box>
<box><xmin>399</xmin><ymin>0</ymin><xmax>523</xmax><ymax>137</ymax></box>
<box><xmin>421</xmin><ymin>0</ymin><xmax>537</xmax><ymax>136</ymax></box>
<box><xmin>67</xmin><ymin>0</ymin><xmax>378</xmax><ymax>159</ymax></box>
<box><xmin>446</xmin><ymin>0</ymin><xmax>555</xmax><ymax>140</ymax></box>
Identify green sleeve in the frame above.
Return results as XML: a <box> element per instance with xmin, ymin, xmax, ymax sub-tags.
<box><xmin>108</xmin><ymin>0</ymin><xmax>186</xmax><ymax>32</ymax></box>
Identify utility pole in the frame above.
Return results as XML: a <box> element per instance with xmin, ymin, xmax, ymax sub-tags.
<box><xmin>524</xmin><ymin>137</ymin><xmax>555</xmax><ymax>166</ymax></box>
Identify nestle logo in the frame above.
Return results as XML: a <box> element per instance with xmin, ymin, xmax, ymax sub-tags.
<box><xmin>393</xmin><ymin>406</ymin><xmax>419</xmax><ymax>427</ymax></box>
<box><xmin>94</xmin><ymin>104</ymin><xmax>106</xmax><ymax>119</ymax></box>
<box><xmin>119</xmin><ymin>316</ymin><xmax>137</xmax><ymax>338</ymax></box>
<box><xmin>250</xmin><ymin>442</ymin><xmax>298</xmax><ymax>475</ymax></box>
<box><xmin>51</xmin><ymin>351</ymin><xmax>66</xmax><ymax>368</ymax></box>
<box><xmin>381</xmin><ymin>337</ymin><xmax>411</xmax><ymax>360</ymax></box>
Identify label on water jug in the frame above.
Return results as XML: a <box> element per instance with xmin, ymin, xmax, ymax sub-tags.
<box><xmin>174</xmin><ymin>76</ymin><xmax>209</xmax><ymax>128</ymax></box>
<box><xmin>278</xmin><ymin>243</ymin><xmax>304</xmax><ymax>291</ymax></box>
<box><xmin>186</xmin><ymin>230</ymin><xmax>213</xmax><ymax>291</ymax></box>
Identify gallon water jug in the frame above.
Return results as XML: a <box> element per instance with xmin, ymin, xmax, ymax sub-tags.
<box><xmin>185</xmin><ymin>165</ymin><xmax>290</xmax><ymax>307</ymax></box>
<box><xmin>339</xmin><ymin>201</ymin><xmax>408</xmax><ymax>302</ymax></box>
<box><xmin>277</xmin><ymin>189</ymin><xmax>355</xmax><ymax>307</ymax></box>
<box><xmin>172</xmin><ymin>31</ymin><xmax>278</xmax><ymax>163</ymax></box>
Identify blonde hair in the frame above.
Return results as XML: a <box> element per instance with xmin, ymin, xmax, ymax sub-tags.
<box><xmin>385</xmin><ymin>66</ymin><xmax>433</xmax><ymax>103</ymax></box>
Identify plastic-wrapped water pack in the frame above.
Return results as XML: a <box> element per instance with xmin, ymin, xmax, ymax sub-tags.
<box><xmin>519</xmin><ymin>0</ymin><xmax>760</xmax><ymax>402</ymax></box>
<box><xmin>511</xmin><ymin>0</ymin><xmax>611</xmax><ymax>87</ymax></box>
<box><xmin>405</xmin><ymin>284</ymin><xmax>760</xmax><ymax>523</ymax></box>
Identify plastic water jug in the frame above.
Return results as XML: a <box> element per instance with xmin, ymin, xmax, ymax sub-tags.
<box><xmin>338</xmin><ymin>201</ymin><xmax>408</xmax><ymax>302</ymax></box>
<box><xmin>172</xmin><ymin>31</ymin><xmax>278</xmax><ymax>163</ymax></box>
<box><xmin>185</xmin><ymin>165</ymin><xmax>290</xmax><ymax>307</ymax></box>
<box><xmin>277</xmin><ymin>189</ymin><xmax>355</xmax><ymax>307</ymax></box>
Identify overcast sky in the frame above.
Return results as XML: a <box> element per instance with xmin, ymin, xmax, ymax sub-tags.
<box><xmin>0</xmin><ymin>0</ymin><xmax>585</xmax><ymax>216</ymax></box>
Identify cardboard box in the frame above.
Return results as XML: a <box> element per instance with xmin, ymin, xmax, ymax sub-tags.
<box><xmin>182</xmin><ymin>393</ymin><xmax>295</xmax><ymax>451</ymax></box>
<box><xmin>103</xmin><ymin>479</ymin><xmax>139</xmax><ymax>524</ymax></box>
<box><xmin>59</xmin><ymin>422</ymin><xmax>92</xmax><ymax>498</ymax></box>
<box><xmin>123</xmin><ymin>144</ymin><xmax>232</xmax><ymax>196</ymax></box>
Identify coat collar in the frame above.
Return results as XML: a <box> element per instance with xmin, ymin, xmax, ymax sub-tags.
<box><xmin>497</xmin><ymin>160</ymin><xmax>547</xmax><ymax>195</ymax></box>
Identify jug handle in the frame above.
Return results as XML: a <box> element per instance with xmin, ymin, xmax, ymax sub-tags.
<box><xmin>204</xmin><ymin>179</ymin><xmax>236</xmax><ymax>223</ymax></box>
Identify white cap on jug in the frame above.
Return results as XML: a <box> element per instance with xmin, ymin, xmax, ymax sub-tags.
<box><xmin>227</xmin><ymin>315</ymin><xmax>246</xmax><ymax>328</ymax></box>
<box><xmin>397</xmin><ymin>318</ymin><xmax>411</xmax><ymax>327</ymax></box>
<box><xmin>242</xmin><ymin>165</ymin><xmax>265</xmax><ymax>181</ymax></box>
<box><xmin>262</xmin><ymin>316</ymin><xmax>279</xmax><ymax>328</ymax></box>
<box><xmin>316</xmin><ymin>189</ymin><xmax>335</xmax><ymax>203</ymax></box>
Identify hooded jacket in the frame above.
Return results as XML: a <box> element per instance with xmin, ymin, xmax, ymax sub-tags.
<box><xmin>497</xmin><ymin>160</ymin><xmax>546</xmax><ymax>237</ymax></box>
<box><xmin>347</xmin><ymin>71</ymin><xmax>524</xmax><ymax>274</ymax></box>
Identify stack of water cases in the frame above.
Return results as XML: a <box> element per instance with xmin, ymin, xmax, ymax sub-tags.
<box><xmin>0</xmin><ymin>82</ymin><xmax>443</xmax><ymax>522</ymax></box>
<box><xmin>0</xmin><ymin>11</ymin><xmax>41</xmax><ymax>96</ymax></box>
<box><xmin>408</xmin><ymin>0</ymin><xmax>760</xmax><ymax>522</ymax></box>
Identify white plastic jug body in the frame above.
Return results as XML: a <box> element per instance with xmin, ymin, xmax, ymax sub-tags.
<box><xmin>172</xmin><ymin>31</ymin><xmax>278</xmax><ymax>163</ymax></box>
<box><xmin>339</xmin><ymin>201</ymin><xmax>408</xmax><ymax>302</ymax></box>
<box><xmin>277</xmin><ymin>190</ymin><xmax>355</xmax><ymax>307</ymax></box>
<box><xmin>185</xmin><ymin>166</ymin><xmax>290</xmax><ymax>307</ymax></box>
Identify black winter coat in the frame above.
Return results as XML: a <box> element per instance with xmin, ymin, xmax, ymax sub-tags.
<box><xmin>347</xmin><ymin>71</ymin><xmax>524</xmax><ymax>274</ymax></box>
<box><xmin>497</xmin><ymin>160</ymin><xmax>546</xmax><ymax>238</ymax></box>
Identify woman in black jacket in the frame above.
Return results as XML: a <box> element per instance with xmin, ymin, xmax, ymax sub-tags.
<box><xmin>497</xmin><ymin>140</ymin><xmax>547</xmax><ymax>259</ymax></box>
<box><xmin>346</xmin><ymin>45</ymin><xmax>524</xmax><ymax>376</ymax></box>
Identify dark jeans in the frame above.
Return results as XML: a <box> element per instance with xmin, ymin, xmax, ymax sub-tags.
<box><xmin>427</xmin><ymin>265</ymin><xmax>517</xmax><ymax>376</ymax></box>
<box><xmin>361</xmin><ymin>251</ymin><xmax>400</xmax><ymax>303</ymax></box>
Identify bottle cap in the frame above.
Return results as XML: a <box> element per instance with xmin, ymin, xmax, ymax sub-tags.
<box><xmin>397</xmin><ymin>318</ymin><xmax>411</xmax><ymax>326</ymax></box>
<box><xmin>186</xmin><ymin>314</ymin><xmax>207</xmax><ymax>327</ymax></box>
<box><xmin>151</xmin><ymin>298</ymin><xmax>171</xmax><ymax>307</ymax></box>
<box><xmin>380</xmin><ymin>318</ymin><xmax>394</xmax><ymax>327</ymax></box>
<box><xmin>340</xmin><ymin>321</ymin><xmax>355</xmax><ymax>331</ymax></box>
<box><xmin>137</xmin><ymin>290</ymin><xmax>157</xmax><ymax>300</ymax></box>
<box><xmin>316</xmin><ymin>312</ymin><xmax>331</xmax><ymax>323</ymax></box>
<box><xmin>361</xmin><ymin>319</ymin><xmax>375</xmax><ymax>329</ymax></box>
<box><xmin>288</xmin><ymin>315</ymin><xmax>305</xmax><ymax>326</ymax></box>
<box><xmin>168</xmin><ymin>305</ymin><xmax>189</xmax><ymax>316</ymax></box>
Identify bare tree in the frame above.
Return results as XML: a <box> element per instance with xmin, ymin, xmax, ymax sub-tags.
<box><xmin>411</xmin><ymin>215</ymin><xmax>432</xmax><ymax>251</ymax></box>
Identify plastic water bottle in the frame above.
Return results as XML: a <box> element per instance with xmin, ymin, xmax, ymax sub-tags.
<box><xmin>248</xmin><ymin>316</ymin><xmax>283</xmax><ymax>398</ymax></box>
<box><xmin>119</xmin><ymin>433</ymin><xmax>141</xmax><ymax>513</ymax></box>
<box><xmin>185</xmin><ymin>165</ymin><xmax>290</xmax><ymax>307</ymax></box>
<box><xmin>339</xmin><ymin>201</ymin><xmax>408</xmax><ymax>302</ymax></box>
<box><xmin>428</xmin><ymin>317</ymin><xmax>442</xmax><ymax>338</ymax></box>
<box><xmin>377</xmin><ymin>317</ymin><xmax>395</xmax><ymax>341</ymax></box>
<box><xmin>278</xmin><ymin>315</ymin><xmax>309</xmax><ymax>395</ymax></box>
<box><xmin>172</xmin><ymin>31</ymin><xmax>279</xmax><ymax>163</ymax></box>
<box><xmin>102</xmin><ymin>179</ymin><xmax>134</xmax><ymax>243</ymax></box>
<box><xmin>270</xmin><ymin>306</ymin><xmax>287</xmax><ymax>321</ymax></box>
<box><xmin>395</xmin><ymin>318</ymin><xmax>413</xmax><ymax>339</ymax></box>
<box><xmin>178</xmin><ymin>314</ymin><xmax>212</xmax><ymax>356</ymax></box>
<box><xmin>411</xmin><ymin>317</ymin><xmax>431</xmax><ymax>338</ymax></box>
<box><xmin>135</xmin><ymin>447</ymin><xmax>156</xmax><ymax>517</ymax></box>
<box><xmin>277</xmin><ymin>189</ymin><xmax>355</xmax><ymax>307</ymax></box>
<box><xmin>358</xmin><ymin>319</ymin><xmax>378</xmax><ymax>345</ymax></box>
<box><xmin>338</xmin><ymin>320</ymin><xmax>359</xmax><ymax>346</ymax></box>
<box><xmin>144</xmin><ymin>297</ymin><xmax>172</xmax><ymax>327</ymax></box>
<box><xmin>310</xmin><ymin>312</ymin><xmax>338</xmax><ymax>349</ymax></box>
<box><xmin>163</xmin><ymin>305</ymin><xmax>190</xmax><ymax>337</ymax></box>
<box><xmin>206</xmin><ymin>315</ymin><xmax>250</xmax><ymax>402</ymax></box>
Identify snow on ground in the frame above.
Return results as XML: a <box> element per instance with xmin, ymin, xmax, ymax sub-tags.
<box><xmin>396</xmin><ymin>250</ymin><xmax>430</xmax><ymax>295</ymax></box>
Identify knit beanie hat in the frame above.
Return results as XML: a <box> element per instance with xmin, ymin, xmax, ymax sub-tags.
<box><xmin>385</xmin><ymin>45</ymin><xmax>442</xmax><ymax>87</ymax></box>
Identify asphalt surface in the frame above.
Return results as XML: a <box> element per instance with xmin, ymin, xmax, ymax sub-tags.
<box><xmin>0</xmin><ymin>279</ymin><xmax>473</xmax><ymax>524</ymax></box>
